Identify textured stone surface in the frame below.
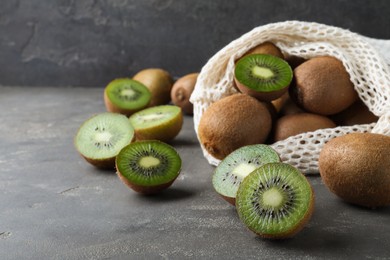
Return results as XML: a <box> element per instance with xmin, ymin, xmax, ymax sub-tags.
<box><xmin>1</xmin><ymin>0</ymin><xmax>390</xmax><ymax>87</ymax></box>
<box><xmin>1</xmin><ymin>86</ymin><xmax>390</xmax><ymax>259</ymax></box>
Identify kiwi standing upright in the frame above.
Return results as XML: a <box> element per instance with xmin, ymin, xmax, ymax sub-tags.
<box><xmin>290</xmin><ymin>56</ymin><xmax>358</xmax><ymax>115</ymax></box>
<box><xmin>234</xmin><ymin>54</ymin><xmax>293</xmax><ymax>102</ymax></box>
<box><xmin>198</xmin><ymin>94</ymin><xmax>272</xmax><ymax>160</ymax></box>
<box><xmin>319</xmin><ymin>133</ymin><xmax>390</xmax><ymax>208</ymax></box>
<box><xmin>133</xmin><ymin>68</ymin><xmax>174</xmax><ymax>107</ymax></box>
<box><xmin>171</xmin><ymin>73</ymin><xmax>199</xmax><ymax>115</ymax></box>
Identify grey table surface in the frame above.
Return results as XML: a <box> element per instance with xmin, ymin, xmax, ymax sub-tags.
<box><xmin>1</xmin><ymin>86</ymin><xmax>389</xmax><ymax>260</ymax></box>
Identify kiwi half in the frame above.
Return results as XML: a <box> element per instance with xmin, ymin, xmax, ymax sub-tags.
<box><xmin>234</xmin><ymin>54</ymin><xmax>293</xmax><ymax>102</ymax></box>
<box><xmin>104</xmin><ymin>78</ymin><xmax>151</xmax><ymax>116</ymax></box>
<box><xmin>116</xmin><ymin>140</ymin><xmax>181</xmax><ymax>194</ymax></box>
<box><xmin>129</xmin><ymin>105</ymin><xmax>183</xmax><ymax>142</ymax></box>
<box><xmin>212</xmin><ymin>144</ymin><xmax>280</xmax><ymax>205</ymax></box>
<box><xmin>75</xmin><ymin>113</ymin><xmax>134</xmax><ymax>168</ymax></box>
<box><xmin>236</xmin><ymin>162</ymin><xmax>314</xmax><ymax>239</ymax></box>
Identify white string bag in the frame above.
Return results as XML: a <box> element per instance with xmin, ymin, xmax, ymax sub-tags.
<box><xmin>190</xmin><ymin>21</ymin><xmax>390</xmax><ymax>174</ymax></box>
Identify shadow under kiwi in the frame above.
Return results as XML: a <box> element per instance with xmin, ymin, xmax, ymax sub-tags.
<box><xmin>133</xmin><ymin>187</ymin><xmax>196</xmax><ymax>203</ymax></box>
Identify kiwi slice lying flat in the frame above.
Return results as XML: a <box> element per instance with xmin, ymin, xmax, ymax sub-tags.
<box><xmin>75</xmin><ymin>113</ymin><xmax>134</xmax><ymax>168</ymax></box>
<box><xmin>104</xmin><ymin>78</ymin><xmax>151</xmax><ymax>116</ymax></box>
<box><xmin>212</xmin><ymin>144</ymin><xmax>280</xmax><ymax>205</ymax></box>
<box><xmin>116</xmin><ymin>140</ymin><xmax>181</xmax><ymax>194</ymax></box>
<box><xmin>234</xmin><ymin>54</ymin><xmax>293</xmax><ymax>102</ymax></box>
<box><xmin>236</xmin><ymin>162</ymin><xmax>314</xmax><ymax>239</ymax></box>
<box><xmin>129</xmin><ymin>105</ymin><xmax>183</xmax><ymax>141</ymax></box>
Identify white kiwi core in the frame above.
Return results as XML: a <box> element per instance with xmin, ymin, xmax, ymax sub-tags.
<box><xmin>139</xmin><ymin>156</ymin><xmax>160</xmax><ymax>168</ymax></box>
<box><xmin>252</xmin><ymin>66</ymin><xmax>274</xmax><ymax>79</ymax></box>
<box><xmin>232</xmin><ymin>163</ymin><xmax>257</xmax><ymax>179</ymax></box>
<box><xmin>262</xmin><ymin>188</ymin><xmax>283</xmax><ymax>207</ymax></box>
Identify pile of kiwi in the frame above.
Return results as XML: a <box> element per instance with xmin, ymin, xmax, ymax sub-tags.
<box><xmin>199</xmin><ymin>41</ymin><xmax>378</xmax><ymax>160</ymax></box>
<box><xmin>75</xmin><ymin>68</ymin><xmax>199</xmax><ymax>194</ymax></box>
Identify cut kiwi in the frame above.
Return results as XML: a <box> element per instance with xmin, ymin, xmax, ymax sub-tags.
<box><xmin>234</xmin><ymin>54</ymin><xmax>293</xmax><ymax>102</ymax></box>
<box><xmin>104</xmin><ymin>78</ymin><xmax>151</xmax><ymax>116</ymax></box>
<box><xmin>74</xmin><ymin>113</ymin><xmax>135</xmax><ymax>168</ymax></box>
<box><xmin>212</xmin><ymin>144</ymin><xmax>280</xmax><ymax>205</ymax></box>
<box><xmin>116</xmin><ymin>140</ymin><xmax>182</xmax><ymax>194</ymax></box>
<box><xmin>129</xmin><ymin>105</ymin><xmax>183</xmax><ymax>142</ymax></box>
<box><xmin>236</xmin><ymin>162</ymin><xmax>314</xmax><ymax>239</ymax></box>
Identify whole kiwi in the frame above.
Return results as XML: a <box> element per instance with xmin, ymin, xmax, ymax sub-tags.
<box><xmin>171</xmin><ymin>73</ymin><xmax>199</xmax><ymax>115</ymax></box>
<box><xmin>198</xmin><ymin>94</ymin><xmax>272</xmax><ymax>160</ymax></box>
<box><xmin>133</xmin><ymin>68</ymin><xmax>174</xmax><ymax>107</ymax></box>
<box><xmin>273</xmin><ymin>113</ymin><xmax>336</xmax><ymax>142</ymax></box>
<box><xmin>290</xmin><ymin>56</ymin><xmax>358</xmax><ymax>115</ymax></box>
<box><xmin>242</xmin><ymin>42</ymin><xmax>284</xmax><ymax>59</ymax></box>
<box><xmin>319</xmin><ymin>133</ymin><xmax>390</xmax><ymax>208</ymax></box>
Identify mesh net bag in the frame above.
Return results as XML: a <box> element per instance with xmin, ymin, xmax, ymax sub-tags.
<box><xmin>190</xmin><ymin>21</ymin><xmax>390</xmax><ymax>174</ymax></box>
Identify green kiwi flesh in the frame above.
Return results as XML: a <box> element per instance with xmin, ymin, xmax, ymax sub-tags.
<box><xmin>212</xmin><ymin>144</ymin><xmax>280</xmax><ymax>205</ymax></box>
<box><xmin>236</xmin><ymin>162</ymin><xmax>314</xmax><ymax>239</ymax></box>
<box><xmin>75</xmin><ymin>113</ymin><xmax>134</xmax><ymax>168</ymax></box>
<box><xmin>234</xmin><ymin>54</ymin><xmax>293</xmax><ymax>102</ymax></box>
<box><xmin>116</xmin><ymin>140</ymin><xmax>181</xmax><ymax>194</ymax></box>
<box><xmin>129</xmin><ymin>105</ymin><xmax>183</xmax><ymax>141</ymax></box>
<box><xmin>104</xmin><ymin>78</ymin><xmax>151</xmax><ymax>116</ymax></box>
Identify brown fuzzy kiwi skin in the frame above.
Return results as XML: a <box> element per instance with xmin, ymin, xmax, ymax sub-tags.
<box><xmin>290</xmin><ymin>56</ymin><xmax>358</xmax><ymax>115</ymax></box>
<box><xmin>133</xmin><ymin>111</ymin><xmax>183</xmax><ymax>142</ymax></box>
<box><xmin>104</xmin><ymin>89</ymin><xmax>150</xmax><ymax>117</ymax></box>
<box><xmin>251</xmin><ymin>186</ymin><xmax>315</xmax><ymax>239</ymax></box>
<box><xmin>330</xmin><ymin>100</ymin><xmax>378</xmax><ymax>126</ymax></box>
<box><xmin>198</xmin><ymin>94</ymin><xmax>272</xmax><ymax>160</ymax></box>
<box><xmin>116</xmin><ymin>169</ymin><xmax>178</xmax><ymax>194</ymax></box>
<box><xmin>133</xmin><ymin>68</ymin><xmax>174</xmax><ymax>107</ymax></box>
<box><xmin>243</xmin><ymin>42</ymin><xmax>284</xmax><ymax>59</ymax></box>
<box><xmin>285</xmin><ymin>55</ymin><xmax>307</xmax><ymax>70</ymax></box>
<box><xmin>171</xmin><ymin>73</ymin><xmax>199</xmax><ymax>115</ymax></box>
<box><xmin>273</xmin><ymin>113</ymin><xmax>336</xmax><ymax>142</ymax></box>
<box><xmin>319</xmin><ymin>133</ymin><xmax>390</xmax><ymax>208</ymax></box>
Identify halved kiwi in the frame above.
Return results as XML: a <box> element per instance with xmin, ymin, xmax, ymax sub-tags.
<box><xmin>212</xmin><ymin>144</ymin><xmax>280</xmax><ymax>205</ymax></box>
<box><xmin>236</xmin><ymin>162</ymin><xmax>314</xmax><ymax>239</ymax></box>
<box><xmin>104</xmin><ymin>78</ymin><xmax>151</xmax><ymax>116</ymax></box>
<box><xmin>234</xmin><ymin>54</ymin><xmax>293</xmax><ymax>102</ymax></box>
<box><xmin>129</xmin><ymin>105</ymin><xmax>183</xmax><ymax>142</ymax></box>
<box><xmin>116</xmin><ymin>140</ymin><xmax>181</xmax><ymax>194</ymax></box>
<box><xmin>74</xmin><ymin>113</ymin><xmax>135</xmax><ymax>168</ymax></box>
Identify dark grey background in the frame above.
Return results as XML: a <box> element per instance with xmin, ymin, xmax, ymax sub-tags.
<box><xmin>1</xmin><ymin>0</ymin><xmax>390</xmax><ymax>87</ymax></box>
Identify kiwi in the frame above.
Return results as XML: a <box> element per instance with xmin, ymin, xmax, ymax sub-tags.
<box><xmin>198</xmin><ymin>94</ymin><xmax>272</xmax><ymax>160</ymax></box>
<box><xmin>285</xmin><ymin>55</ymin><xmax>306</xmax><ymax>69</ymax></box>
<box><xmin>133</xmin><ymin>68</ymin><xmax>174</xmax><ymax>107</ymax></box>
<box><xmin>74</xmin><ymin>113</ymin><xmax>134</xmax><ymax>168</ymax></box>
<box><xmin>330</xmin><ymin>100</ymin><xmax>378</xmax><ymax>126</ymax></box>
<box><xmin>319</xmin><ymin>133</ymin><xmax>390</xmax><ymax>208</ymax></box>
<box><xmin>234</xmin><ymin>54</ymin><xmax>293</xmax><ymax>102</ymax></box>
<box><xmin>129</xmin><ymin>105</ymin><xmax>183</xmax><ymax>142</ymax></box>
<box><xmin>290</xmin><ymin>56</ymin><xmax>358</xmax><ymax>115</ymax></box>
<box><xmin>242</xmin><ymin>42</ymin><xmax>284</xmax><ymax>59</ymax></box>
<box><xmin>236</xmin><ymin>162</ymin><xmax>314</xmax><ymax>239</ymax></box>
<box><xmin>171</xmin><ymin>73</ymin><xmax>199</xmax><ymax>115</ymax></box>
<box><xmin>212</xmin><ymin>144</ymin><xmax>280</xmax><ymax>205</ymax></box>
<box><xmin>116</xmin><ymin>140</ymin><xmax>181</xmax><ymax>194</ymax></box>
<box><xmin>273</xmin><ymin>113</ymin><xmax>336</xmax><ymax>142</ymax></box>
<box><xmin>104</xmin><ymin>78</ymin><xmax>151</xmax><ymax>116</ymax></box>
